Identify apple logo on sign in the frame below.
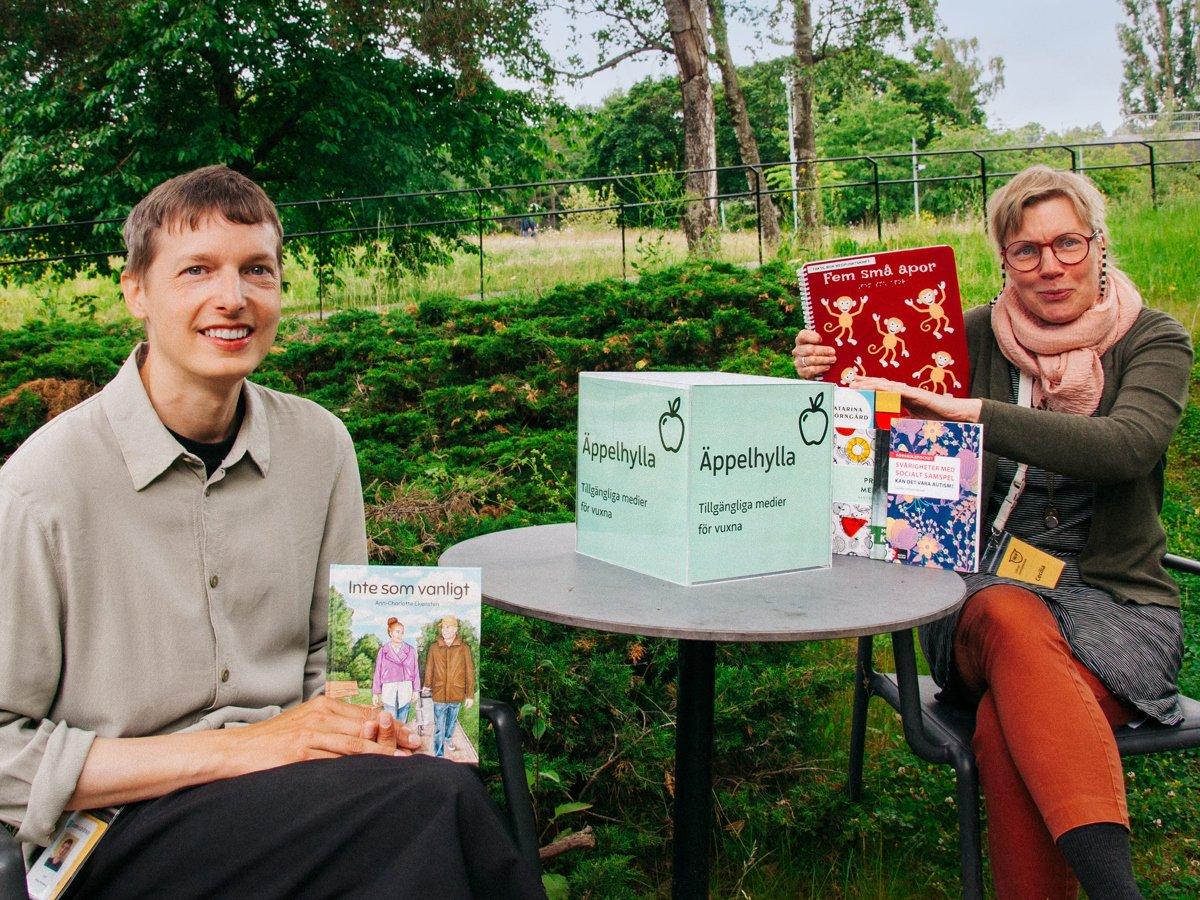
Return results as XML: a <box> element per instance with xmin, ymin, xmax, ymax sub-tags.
<box><xmin>659</xmin><ymin>397</ymin><xmax>685</xmax><ymax>452</ymax></box>
<box><xmin>799</xmin><ymin>393</ymin><xmax>829</xmax><ymax>446</ymax></box>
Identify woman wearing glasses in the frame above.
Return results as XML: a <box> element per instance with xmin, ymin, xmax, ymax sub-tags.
<box><xmin>794</xmin><ymin>165</ymin><xmax>1191</xmax><ymax>899</ymax></box>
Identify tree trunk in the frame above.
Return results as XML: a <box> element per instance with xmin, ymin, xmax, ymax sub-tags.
<box><xmin>707</xmin><ymin>0</ymin><xmax>782</xmax><ymax>250</ymax></box>
<box><xmin>791</xmin><ymin>0</ymin><xmax>821</xmax><ymax>237</ymax></box>
<box><xmin>665</xmin><ymin>0</ymin><xmax>718</xmax><ymax>253</ymax></box>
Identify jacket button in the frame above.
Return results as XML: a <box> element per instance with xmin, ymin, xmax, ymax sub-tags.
<box><xmin>221</xmin><ymin>668</ymin><xmax>230</xmax><ymax>683</ymax></box>
<box><xmin>209</xmin><ymin>574</ymin><xmax>219</xmax><ymax>589</ymax></box>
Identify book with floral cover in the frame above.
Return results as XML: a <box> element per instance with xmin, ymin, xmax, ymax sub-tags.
<box><xmin>798</xmin><ymin>245</ymin><xmax>970</xmax><ymax>396</ymax></box>
<box><xmin>327</xmin><ymin>565</ymin><xmax>482</xmax><ymax>765</ymax></box>
<box><xmin>884</xmin><ymin>418</ymin><xmax>983</xmax><ymax>573</ymax></box>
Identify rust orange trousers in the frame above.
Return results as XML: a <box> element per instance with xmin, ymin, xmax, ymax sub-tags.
<box><xmin>953</xmin><ymin>584</ymin><xmax>1137</xmax><ymax>900</ymax></box>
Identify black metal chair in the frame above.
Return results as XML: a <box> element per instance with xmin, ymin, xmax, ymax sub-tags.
<box><xmin>479</xmin><ymin>698</ymin><xmax>541</xmax><ymax>877</ymax></box>
<box><xmin>0</xmin><ymin>698</ymin><xmax>538</xmax><ymax>900</ymax></box>
<box><xmin>0</xmin><ymin>829</ymin><xmax>20</xmax><ymax>900</ymax></box>
<box><xmin>847</xmin><ymin>553</ymin><xmax>1200</xmax><ymax>899</ymax></box>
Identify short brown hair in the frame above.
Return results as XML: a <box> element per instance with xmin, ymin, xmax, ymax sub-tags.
<box><xmin>122</xmin><ymin>165</ymin><xmax>283</xmax><ymax>278</ymax></box>
<box><xmin>986</xmin><ymin>165</ymin><xmax>1108</xmax><ymax>253</ymax></box>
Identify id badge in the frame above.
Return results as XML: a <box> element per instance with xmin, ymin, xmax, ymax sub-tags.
<box><xmin>26</xmin><ymin>807</ymin><xmax>120</xmax><ymax>900</ymax></box>
<box><xmin>984</xmin><ymin>531</ymin><xmax>1064</xmax><ymax>589</ymax></box>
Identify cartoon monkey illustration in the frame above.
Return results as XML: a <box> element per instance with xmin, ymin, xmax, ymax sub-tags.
<box><xmin>913</xmin><ymin>350</ymin><xmax>962</xmax><ymax>394</ymax></box>
<box><xmin>903</xmin><ymin>281</ymin><xmax>953</xmax><ymax>339</ymax></box>
<box><xmin>838</xmin><ymin>355</ymin><xmax>867</xmax><ymax>386</ymax></box>
<box><xmin>867</xmin><ymin>314</ymin><xmax>909</xmax><ymax>368</ymax></box>
<box><xmin>819</xmin><ymin>294</ymin><xmax>868</xmax><ymax>347</ymax></box>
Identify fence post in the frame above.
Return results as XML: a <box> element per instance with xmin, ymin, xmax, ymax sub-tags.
<box><xmin>475</xmin><ymin>189</ymin><xmax>484</xmax><ymax>301</ymax></box>
<box><xmin>866</xmin><ymin>157</ymin><xmax>882</xmax><ymax>241</ymax></box>
<box><xmin>620</xmin><ymin>202</ymin><xmax>627</xmax><ymax>281</ymax></box>
<box><xmin>1141</xmin><ymin>141</ymin><xmax>1158</xmax><ymax>207</ymax></box>
<box><xmin>971</xmin><ymin>152</ymin><xmax>988</xmax><ymax>221</ymax></box>
<box><xmin>14</xmin><ymin>141</ymin><xmax>1200</xmax><ymax>296</ymax></box>
<box><xmin>753</xmin><ymin>167</ymin><xmax>763</xmax><ymax>266</ymax></box>
<box><xmin>316</xmin><ymin>200</ymin><xmax>325</xmax><ymax>320</ymax></box>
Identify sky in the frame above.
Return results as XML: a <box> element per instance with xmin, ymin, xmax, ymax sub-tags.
<box><xmin>535</xmin><ymin>1</ymin><xmax>1128</xmax><ymax>133</ymax></box>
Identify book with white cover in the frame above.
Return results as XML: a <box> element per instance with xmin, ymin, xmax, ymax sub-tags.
<box><xmin>328</xmin><ymin>565</ymin><xmax>482</xmax><ymax>764</ymax></box>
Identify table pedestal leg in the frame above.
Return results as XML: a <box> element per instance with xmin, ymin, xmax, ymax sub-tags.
<box><xmin>673</xmin><ymin>639</ymin><xmax>715</xmax><ymax>899</ymax></box>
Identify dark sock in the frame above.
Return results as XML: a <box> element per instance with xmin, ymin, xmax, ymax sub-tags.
<box><xmin>1057</xmin><ymin>823</ymin><xmax>1143</xmax><ymax>900</ymax></box>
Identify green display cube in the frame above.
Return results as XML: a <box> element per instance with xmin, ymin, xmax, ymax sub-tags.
<box><xmin>576</xmin><ymin>371</ymin><xmax>833</xmax><ymax>584</ymax></box>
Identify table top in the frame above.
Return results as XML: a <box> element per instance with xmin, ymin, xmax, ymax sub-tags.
<box><xmin>440</xmin><ymin>523</ymin><xmax>966</xmax><ymax>642</ymax></box>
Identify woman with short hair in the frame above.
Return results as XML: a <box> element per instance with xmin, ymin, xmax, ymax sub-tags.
<box><xmin>794</xmin><ymin>165</ymin><xmax>1192</xmax><ymax>899</ymax></box>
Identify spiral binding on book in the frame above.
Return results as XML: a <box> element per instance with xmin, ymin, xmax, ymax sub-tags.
<box><xmin>796</xmin><ymin>263</ymin><xmax>824</xmax><ymax>381</ymax></box>
<box><xmin>797</xmin><ymin>263</ymin><xmax>816</xmax><ymax>332</ymax></box>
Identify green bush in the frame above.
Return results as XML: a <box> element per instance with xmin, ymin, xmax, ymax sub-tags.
<box><xmin>1</xmin><ymin>261</ymin><xmax>1196</xmax><ymax>897</ymax></box>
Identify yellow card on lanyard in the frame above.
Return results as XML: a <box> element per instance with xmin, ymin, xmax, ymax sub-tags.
<box><xmin>994</xmin><ymin>534</ymin><xmax>1065</xmax><ymax>589</ymax></box>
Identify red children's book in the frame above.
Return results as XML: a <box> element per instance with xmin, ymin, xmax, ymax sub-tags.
<box><xmin>798</xmin><ymin>245</ymin><xmax>970</xmax><ymax>397</ymax></box>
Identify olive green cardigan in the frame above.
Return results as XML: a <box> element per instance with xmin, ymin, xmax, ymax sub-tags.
<box><xmin>967</xmin><ymin>303</ymin><xmax>1193</xmax><ymax>608</ymax></box>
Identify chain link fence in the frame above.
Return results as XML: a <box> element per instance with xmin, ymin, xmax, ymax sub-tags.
<box><xmin>2</xmin><ymin>137</ymin><xmax>1197</xmax><ymax>315</ymax></box>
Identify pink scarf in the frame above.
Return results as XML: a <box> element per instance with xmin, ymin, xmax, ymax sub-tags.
<box><xmin>991</xmin><ymin>266</ymin><xmax>1143</xmax><ymax>415</ymax></box>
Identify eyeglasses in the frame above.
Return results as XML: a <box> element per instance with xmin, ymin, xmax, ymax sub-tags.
<box><xmin>1002</xmin><ymin>230</ymin><xmax>1100</xmax><ymax>272</ymax></box>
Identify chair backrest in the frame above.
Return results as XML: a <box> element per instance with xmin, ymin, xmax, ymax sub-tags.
<box><xmin>0</xmin><ymin>827</ymin><xmax>26</xmax><ymax>900</ymax></box>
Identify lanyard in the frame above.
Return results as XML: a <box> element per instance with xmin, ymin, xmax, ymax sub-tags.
<box><xmin>990</xmin><ymin>370</ymin><xmax>1034</xmax><ymax>536</ymax></box>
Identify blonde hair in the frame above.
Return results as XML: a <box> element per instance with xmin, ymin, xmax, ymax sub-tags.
<box><xmin>986</xmin><ymin>165</ymin><xmax>1108</xmax><ymax>253</ymax></box>
<box><xmin>122</xmin><ymin>165</ymin><xmax>282</xmax><ymax>279</ymax></box>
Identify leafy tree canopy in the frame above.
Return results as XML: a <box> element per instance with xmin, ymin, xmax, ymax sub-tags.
<box><xmin>328</xmin><ymin>588</ymin><xmax>354</xmax><ymax>674</ymax></box>
<box><xmin>1118</xmin><ymin>0</ymin><xmax>1198</xmax><ymax>116</ymax></box>
<box><xmin>0</xmin><ymin>0</ymin><xmax>550</xmax><ymax>277</ymax></box>
<box><xmin>582</xmin><ymin>76</ymin><xmax>684</xmax><ymax>178</ymax></box>
<box><xmin>922</xmin><ymin>36</ymin><xmax>1004</xmax><ymax>126</ymax></box>
<box><xmin>580</xmin><ymin>47</ymin><xmax>991</xmax><ymax>180</ymax></box>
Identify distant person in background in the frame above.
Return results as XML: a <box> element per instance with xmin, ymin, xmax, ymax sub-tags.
<box><xmin>425</xmin><ymin>615</ymin><xmax>476</xmax><ymax>758</ymax></box>
<box><xmin>520</xmin><ymin>203</ymin><xmax>540</xmax><ymax>238</ymax></box>
<box><xmin>372</xmin><ymin>617</ymin><xmax>420</xmax><ymax>724</ymax></box>
<box><xmin>794</xmin><ymin>165</ymin><xmax>1191</xmax><ymax>899</ymax></box>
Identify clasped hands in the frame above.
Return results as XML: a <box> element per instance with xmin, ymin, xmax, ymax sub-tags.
<box><xmin>792</xmin><ymin>328</ymin><xmax>982</xmax><ymax>423</ymax></box>
<box><xmin>225</xmin><ymin>694</ymin><xmax>423</xmax><ymax>776</ymax></box>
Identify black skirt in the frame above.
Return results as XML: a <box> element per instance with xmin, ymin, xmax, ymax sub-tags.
<box><xmin>65</xmin><ymin>754</ymin><xmax>546</xmax><ymax>899</ymax></box>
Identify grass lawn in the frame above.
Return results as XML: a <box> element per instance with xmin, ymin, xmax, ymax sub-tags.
<box><xmin>3</xmin><ymin>193</ymin><xmax>1196</xmax><ymax>331</ymax></box>
<box><xmin>0</xmin><ymin>195</ymin><xmax>1196</xmax><ymax>897</ymax></box>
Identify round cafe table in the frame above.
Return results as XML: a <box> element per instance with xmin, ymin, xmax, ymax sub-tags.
<box><xmin>441</xmin><ymin>523</ymin><xmax>965</xmax><ymax>898</ymax></box>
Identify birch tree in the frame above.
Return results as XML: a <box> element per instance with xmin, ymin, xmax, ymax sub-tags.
<box><xmin>708</xmin><ymin>0</ymin><xmax>783</xmax><ymax>248</ymax></box>
<box><xmin>787</xmin><ymin>0</ymin><xmax>937</xmax><ymax>234</ymax></box>
<box><xmin>665</xmin><ymin>0</ymin><xmax>720</xmax><ymax>248</ymax></box>
<box><xmin>554</xmin><ymin>0</ymin><xmax>720</xmax><ymax>251</ymax></box>
<box><xmin>1118</xmin><ymin>0</ymin><xmax>1199</xmax><ymax>116</ymax></box>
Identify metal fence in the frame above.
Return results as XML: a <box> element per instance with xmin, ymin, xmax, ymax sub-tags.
<box><xmin>2</xmin><ymin>136</ymin><xmax>1198</xmax><ymax>314</ymax></box>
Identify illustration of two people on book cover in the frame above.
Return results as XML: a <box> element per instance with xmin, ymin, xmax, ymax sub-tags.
<box><xmin>374</xmin><ymin>614</ymin><xmax>476</xmax><ymax>759</ymax></box>
<box><xmin>328</xmin><ymin>566</ymin><xmax>481</xmax><ymax>764</ymax></box>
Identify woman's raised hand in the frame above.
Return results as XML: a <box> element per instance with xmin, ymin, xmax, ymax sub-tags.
<box><xmin>850</xmin><ymin>376</ymin><xmax>983</xmax><ymax>424</ymax></box>
<box><xmin>793</xmin><ymin>329</ymin><xmax>982</xmax><ymax>422</ymax></box>
<box><xmin>792</xmin><ymin>329</ymin><xmax>836</xmax><ymax>379</ymax></box>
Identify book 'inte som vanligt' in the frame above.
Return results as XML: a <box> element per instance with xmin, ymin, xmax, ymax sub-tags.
<box><xmin>328</xmin><ymin>565</ymin><xmax>482</xmax><ymax>765</ymax></box>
